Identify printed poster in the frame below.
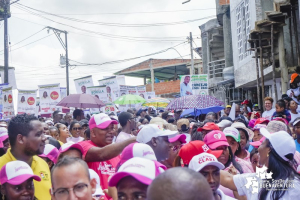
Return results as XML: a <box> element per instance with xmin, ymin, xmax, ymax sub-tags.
<box><xmin>17</xmin><ymin>90</ymin><xmax>37</xmax><ymax>115</ymax></box>
<box><xmin>127</xmin><ymin>86</ymin><xmax>137</xmax><ymax>95</ymax></box>
<box><xmin>136</xmin><ymin>86</ymin><xmax>146</xmax><ymax>99</ymax></box>
<box><xmin>98</xmin><ymin>76</ymin><xmax>125</xmax><ymax>103</ymax></box>
<box><xmin>60</xmin><ymin>87</ymin><xmax>67</xmax><ymax>99</ymax></box>
<box><xmin>0</xmin><ymin>83</ymin><xmax>8</xmax><ymax>113</ymax></box>
<box><xmin>180</xmin><ymin>74</ymin><xmax>208</xmax><ymax>96</ymax></box>
<box><xmin>74</xmin><ymin>76</ymin><xmax>94</xmax><ymax>94</ymax></box>
<box><xmin>38</xmin><ymin>83</ymin><xmax>61</xmax><ymax>114</ymax></box>
<box><xmin>146</xmin><ymin>92</ymin><xmax>156</xmax><ymax>99</ymax></box>
<box><xmin>2</xmin><ymin>87</ymin><xmax>14</xmax><ymax>119</ymax></box>
<box><xmin>87</xmin><ymin>86</ymin><xmax>108</xmax><ymax>114</ymax></box>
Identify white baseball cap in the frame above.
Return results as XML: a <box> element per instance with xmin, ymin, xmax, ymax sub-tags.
<box><xmin>188</xmin><ymin>153</ymin><xmax>225</xmax><ymax>172</ymax></box>
<box><xmin>89</xmin><ymin>113</ymin><xmax>118</xmax><ymax>130</ymax></box>
<box><xmin>89</xmin><ymin>169</ymin><xmax>104</xmax><ymax>197</ymax></box>
<box><xmin>137</xmin><ymin>124</ymin><xmax>176</xmax><ymax>144</ymax></box>
<box><xmin>223</xmin><ymin>127</ymin><xmax>240</xmax><ymax>142</ymax></box>
<box><xmin>0</xmin><ymin>127</ymin><xmax>8</xmax><ymax>148</ymax></box>
<box><xmin>217</xmin><ymin>120</ymin><xmax>232</xmax><ymax>128</ymax></box>
<box><xmin>59</xmin><ymin>142</ymin><xmax>84</xmax><ymax>155</ymax></box>
<box><xmin>39</xmin><ymin>144</ymin><xmax>59</xmax><ymax>163</ymax></box>
<box><xmin>109</xmin><ymin>157</ymin><xmax>165</xmax><ymax>187</ymax></box>
<box><xmin>260</xmin><ymin>128</ymin><xmax>296</xmax><ymax>161</ymax></box>
<box><xmin>0</xmin><ymin>161</ymin><xmax>41</xmax><ymax>185</ymax></box>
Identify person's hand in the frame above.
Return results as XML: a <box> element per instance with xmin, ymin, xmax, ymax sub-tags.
<box><xmin>290</xmin><ymin>90</ymin><xmax>295</xmax><ymax>97</ymax></box>
<box><xmin>282</xmin><ymin>115</ymin><xmax>287</xmax><ymax>119</ymax></box>
<box><xmin>227</xmin><ymin>165</ymin><xmax>238</xmax><ymax>175</ymax></box>
<box><xmin>103</xmin><ymin>176</ymin><xmax>118</xmax><ymax>200</ymax></box>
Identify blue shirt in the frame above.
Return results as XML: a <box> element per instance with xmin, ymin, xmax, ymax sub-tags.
<box><xmin>295</xmin><ymin>139</ymin><xmax>300</xmax><ymax>153</ymax></box>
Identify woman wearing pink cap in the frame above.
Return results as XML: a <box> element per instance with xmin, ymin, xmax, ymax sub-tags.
<box><xmin>0</xmin><ymin>160</ymin><xmax>41</xmax><ymax>200</ymax></box>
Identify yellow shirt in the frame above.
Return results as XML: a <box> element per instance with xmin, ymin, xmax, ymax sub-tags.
<box><xmin>58</xmin><ymin>140</ymin><xmax>64</xmax><ymax>146</ymax></box>
<box><xmin>0</xmin><ymin>149</ymin><xmax>51</xmax><ymax>200</ymax></box>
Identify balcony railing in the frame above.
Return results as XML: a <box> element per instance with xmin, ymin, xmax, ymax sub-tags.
<box><xmin>208</xmin><ymin>59</ymin><xmax>225</xmax><ymax>79</ymax></box>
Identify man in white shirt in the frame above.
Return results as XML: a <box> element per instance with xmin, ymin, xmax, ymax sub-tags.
<box><xmin>262</xmin><ymin>97</ymin><xmax>276</xmax><ymax>121</ymax></box>
<box><xmin>189</xmin><ymin>153</ymin><xmax>236</xmax><ymax>200</ymax></box>
<box><xmin>116</xmin><ymin>112</ymin><xmax>136</xmax><ymax>143</ymax></box>
<box><xmin>180</xmin><ymin>76</ymin><xmax>193</xmax><ymax>96</ymax></box>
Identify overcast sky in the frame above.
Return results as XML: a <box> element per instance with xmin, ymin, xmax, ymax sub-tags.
<box><xmin>0</xmin><ymin>0</ymin><xmax>216</xmax><ymax>94</ymax></box>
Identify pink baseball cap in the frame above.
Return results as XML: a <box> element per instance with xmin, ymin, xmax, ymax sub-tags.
<box><xmin>249</xmin><ymin>137</ymin><xmax>266</xmax><ymax>148</ymax></box>
<box><xmin>168</xmin><ymin>133</ymin><xmax>186</xmax><ymax>143</ymax></box>
<box><xmin>59</xmin><ymin>142</ymin><xmax>84</xmax><ymax>155</ymax></box>
<box><xmin>203</xmin><ymin>130</ymin><xmax>229</xmax><ymax>150</ymax></box>
<box><xmin>89</xmin><ymin>113</ymin><xmax>118</xmax><ymax>130</ymax></box>
<box><xmin>0</xmin><ymin>127</ymin><xmax>8</xmax><ymax>148</ymax></box>
<box><xmin>117</xmin><ymin>143</ymin><xmax>157</xmax><ymax>168</ymax></box>
<box><xmin>109</xmin><ymin>157</ymin><xmax>165</xmax><ymax>187</ymax></box>
<box><xmin>0</xmin><ymin>161</ymin><xmax>41</xmax><ymax>185</ymax></box>
<box><xmin>39</xmin><ymin>144</ymin><xmax>59</xmax><ymax>163</ymax></box>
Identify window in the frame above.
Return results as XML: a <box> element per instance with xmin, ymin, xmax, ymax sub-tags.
<box><xmin>236</xmin><ymin>0</ymin><xmax>251</xmax><ymax>61</ymax></box>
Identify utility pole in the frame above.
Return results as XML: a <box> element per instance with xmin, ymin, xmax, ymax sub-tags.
<box><xmin>189</xmin><ymin>32</ymin><xmax>194</xmax><ymax>75</ymax></box>
<box><xmin>3</xmin><ymin>1</ymin><xmax>9</xmax><ymax>84</ymax></box>
<box><xmin>150</xmin><ymin>59</ymin><xmax>154</xmax><ymax>92</ymax></box>
<box><xmin>47</xmin><ymin>26</ymin><xmax>69</xmax><ymax>95</ymax></box>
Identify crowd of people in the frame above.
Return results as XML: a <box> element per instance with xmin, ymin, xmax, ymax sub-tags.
<box><xmin>0</xmin><ymin>94</ymin><xmax>300</xmax><ymax>199</ymax></box>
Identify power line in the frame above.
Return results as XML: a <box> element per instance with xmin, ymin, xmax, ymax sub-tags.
<box><xmin>0</xmin><ymin>28</ymin><xmax>45</xmax><ymax>52</ymax></box>
<box><xmin>15</xmin><ymin>3</ymin><xmax>215</xmax><ymax>28</ymax></box>
<box><xmin>12</xmin><ymin>7</ymin><xmax>216</xmax><ymax>15</ymax></box>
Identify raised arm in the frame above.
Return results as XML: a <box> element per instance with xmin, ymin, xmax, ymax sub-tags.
<box><xmin>85</xmin><ymin>137</ymin><xmax>136</xmax><ymax>162</ymax></box>
<box><xmin>220</xmin><ymin>170</ymin><xmax>238</xmax><ymax>191</ymax></box>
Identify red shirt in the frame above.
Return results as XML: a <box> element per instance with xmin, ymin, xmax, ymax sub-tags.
<box><xmin>79</xmin><ymin>140</ymin><xmax>120</xmax><ymax>199</ymax></box>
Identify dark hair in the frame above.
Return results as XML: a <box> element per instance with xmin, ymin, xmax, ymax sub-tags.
<box><xmin>59</xmin><ymin>120</ymin><xmax>68</xmax><ymax>127</ymax></box>
<box><xmin>127</xmin><ymin>109</ymin><xmax>134</xmax><ymax>114</ymax></box>
<box><xmin>161</xmin><ymin>112</ymin><xmax>169</xmax><ymax>120</ymax></box>
<box><xmin>168</xmin><ymin>118</ymin><xmax>175</xmax><ymax>124</ymax></box>
<box><xmin>49</xmin><ymin>126</ymin><xmax>58</xmax><ymax>132</ymax></box>
<box><xmin>8</xmin><ymin>114</ymin><xmax>38</xmax><ymax>147</ymax></box>
<box><xmin>281</xmin><ymin>94</ymin><xmax>288</xmax><ymax>99</ymax></box>
<box><xmin>218</xmin><ymin>116</ymin><xmax>233</xmax><ymax>123</ymax></box>
<box><xmin>250</xmin><ymin>148</ymin><xmax>258</xmax><ymax>161</ymax></box>
<box><xmin>206</xmin><ymin>112</ymin><xmax>217</xmax><ymax>120</ymax></box>
<box><xmin>69</xmin><ymin>120</ymin><xmax>80</xmax><ymax>132</ymax></box>
<box><xmin>139</xmin><ymin>118</ymin><xmax>147</xmax><ymax>124</ymax></box>
<box><xmin>54</xmin><ymin>123</ymin><xmax>66</xmax><ymax>136</ymax></box>
<box><xmin>51</xmin><ymin>157</ymin><xmax>90</xmax><ymax>185</ymax></box>
<box><xmin>224</xmin><ymin>146</ymin><xmax>244</xmax><ymax>174</ymax></box>
<box><xmin>276</xmin><ymin>99</ymin><xmax>286</xmax><ymax>109</ymax></box>
<box><xmin>73</xmin><ymin>109</ymin><xmax>83</xmax><ymax>119</ymax></box>
<box><xmin>145</xmin><ymin>115</ymin><xmax>152</xmax><ymax>122</ymax></box>
<box><xmin>52</xmin><ymin>110</ymin><xmax>60</xmax><ymax>118</ymax></box>
<box><xmin>259</xmin><ymin>139</ymin><xmax>300</xmax><ymax>200</ymax></box>
<box><xmin>84</xmin><ymin>128</ymin><xmax>90</xmax><ymax>140</ymax></box>
<box><xmin>47</xmin><ymin>137</ymin><xmax>61</xmax><ymax>150</ymax></box>
<box><xmin>118</xmin><ymin>112</ymin><xmax>132</xmax><ymax>127</ymax></box>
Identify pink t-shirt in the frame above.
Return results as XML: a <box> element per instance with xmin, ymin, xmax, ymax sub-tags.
<box><xmin>237</xmin><ymin>150</ymin><xmax>251</xmax><ymax>163</ymax></box>
<box><xmin>115</xmin><ymin>131</ymin><xmax>134</xmax><ymax>143</ymax></box>
<box><xmin>79</xmin><ymin>140</ymin><xmax>120</xmax><ymax>200</ymax></box>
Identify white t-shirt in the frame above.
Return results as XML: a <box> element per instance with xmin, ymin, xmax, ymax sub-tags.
<box><xmin>287</xmin><ymin>88</ymin><xmax>300</xmax><ymax>104</ymax></box>
<box><xmin>66</xmin><ymin>137</ymin><xmax>84</xmax><ymax>143</ymax></box>
<box><xmin>262</xmin><ymin>108</ymin><xmax>275</xmax><ymax>121</ymax></box>
<box><xmin>217</xmin><ymin>189</ymin><xmax>236</xmax><ymax>200</ymax></box>
<box><xmin>290</xmin><ymin>111</ymin><xmax>300</xmax><ymax>123</ymax></box>
<box><xmin>115</xmin><ymin>131</ymin><xmax>134</xmax><ymax>143</ymax></box>
<box><xmin>180</xmin><ymin>82</ymin><xmax>193</xmax><ymax>96</ymax></box>
<box><xmin>183</xmin><ymin>133</ymin><xmax>191</xmax><ymax>143</ymax></box>
<box><xmin>233</xmin><ymin>173</ymin><xmax>300</xmax><ymax>200</ymax></box>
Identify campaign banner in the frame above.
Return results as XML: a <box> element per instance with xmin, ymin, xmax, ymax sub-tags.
<box><xmin>38</xmin><ymin>83</ymin><xmax>61</xmax><ymax>114</ymax></box>
<box><xmin>2</xmin><ymin>87</ymin><xmax>14</xmax><ymax>119</ymax></box>
<box><xmin>98</xmin><ymin>76</ymin><xmax>125</xmax><ymax>103</ymax></box>
<box><xmin>127</xmin><ymin>86</ymin><xmax>137</xmax><ymax>95</ymax></box>
<box><xmin>136</xmin><ymin>86</ymin><xmax>146</xmax><ymax>99</ymax></box>
<box><xmin>0</xmin><ymin>68</ymin><xmax>17</xmax><ymax>89</ymax></box>
<box><xmin>74</xmin><ymin>76</ymin><xmax>94</xmax><ymax>94</ymax></box>
<box><xmin>60</xmin><ymin>87</ymin><xmax>67</xmax><ymax>99</ymax></box>
<box><xmin>0</xmin><ymin>83</ymin><xmax>8</xmax><ymax>113</ymax></box>
<box><xmin>146</xmin><ymin>92</ymin><xmax>156</xmax><ymax>99</ymax></box>
<box><xmin>87</xmin><ymin>86</ymin><xmax>108</xmax><ymax>114</ymax></box>
<box><xmin>180</xmin><ymin>74</ymin><xmax>208</xmax><ymax>96</ymax></box>
<box><xmin>17</xmin><ymin>90</ymin><xmax>37</xmax><ymax>115</ymax></box>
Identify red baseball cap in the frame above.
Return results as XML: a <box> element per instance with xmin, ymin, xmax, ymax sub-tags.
<box><xmin>178</xmin><ymin>141</ymin><xmax>223</xmax><ymax>165</ymax></box>
<box><xmin>254</xmin><ymin>118</ymin><xmax>270</xmax><ymax>126</ymax></box>
<box><xmin>241</xmin><ymin>100</ymin><xmax>249</xmax><ymax>105</ymax></box>
<box><xmin>197</xmin><ymin>122</ymin><xmax>220</xmax><ymax>132</ymax></box>
<box><xmin>203</xmin><ymin>130</ymin><xmax>229</xmax><ymax>150</ymax></box>
<box><xmin>248</xmin><ymin>112</ymin><xmax>260</xmax><ymax>118</ymax></box>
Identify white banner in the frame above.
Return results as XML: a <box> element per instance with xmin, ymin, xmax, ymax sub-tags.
<box><xmin>2</xmin><ymin>87</ymin><xmax>14</xmax><ymax>119</ymax></box>
<box><xmin>87</xmin><ymin>86</ymin><xmax>108</xmax><ymax>114</ymax></box>
<box><xmin>17</xmin><ymin>90</ymin><xmax>37</xmax><ymax>115</ymax></box>
<box><xmin>0</xmin><ymin>83</ymin><xmax>8</xmax><ymax>113</ymax></box>
<box><xmin>74</xmin><ymin>76</ymin><xmax>94</xmax><ymax>94</ymax></box>
<box><xmin>60</xmin><ymin>87</ymin><xmax>67</xmax><ymax>99</ymax></box>
<box><xmin>136</xmin><ymin>86</ymin><xmax>146</xmax><ymax>99</ymax></box>
<box><xmin>38</xmin><ymin>83</ymin><xmax>61</xmax><ymax>114</ymax></box>
<box><xmin>98</xmin><ymin>76</ymin><xmax>125</xmax><ymax>103</ymax></box>
<box><xmin>127</xmin><ymin>86</ymin><xmax>137</xmax><ymax>95</ymax></box>
<box><xmin>146</xmin><ymin>92</ymin><xmax>156</xmax><ymax>99</ymax></box>
<box><xmin>0</xmin><ymin>68</ymin><xmax>17</xmax><ymax>89</ymax></box>
<box><xmin>180</xmin><ymin>74</ymin><xmax>208</xmax><ymax>96</ymax></box>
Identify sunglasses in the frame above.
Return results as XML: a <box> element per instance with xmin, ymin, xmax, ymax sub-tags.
<box><xmin>72</xmin><ymin>127</ymin><xmax>82</xmax><ymax>131</ymax></box>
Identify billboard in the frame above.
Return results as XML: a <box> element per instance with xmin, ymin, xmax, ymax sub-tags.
<box><xmin>2</xmin><ymin>86</ymin><xmax>14</xmax><ymax>119</ymax></box>
<box><xmin>180</xmin><ymin>74</ymin><xmax>208</xmax><ymax>97</ymax></box>
<box><xmin>98</xmin><ymin>76</ymin><xmax>125</xmax><ymax>103</ymax></box>
<box><xmin>17</xmin><ymin>90</ymin><xmax>37</xmax><ymax>115</ymax></box>
<box><xmin>38</xmin><ymin>83</ymin><xmax>61</xmax><ymax>114</ymax></box>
